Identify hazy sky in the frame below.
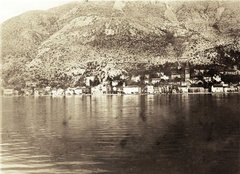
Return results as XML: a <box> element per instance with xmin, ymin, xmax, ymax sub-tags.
<box><xmin>0</xmin><ymin>0</ymin><xmax>71</xmax><ymax>23</ymax></box>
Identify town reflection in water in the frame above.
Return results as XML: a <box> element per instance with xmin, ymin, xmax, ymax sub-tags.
<box><xmin>1</xmin><ymin>94</ymin><xmax>239</xmax><ymax>174</ymax></box>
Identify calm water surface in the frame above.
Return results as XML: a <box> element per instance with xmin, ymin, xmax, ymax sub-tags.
<box><xmin>1</xmin><ymin>94</ymin><xmax>240</xmax><ymax>174</ymax></box>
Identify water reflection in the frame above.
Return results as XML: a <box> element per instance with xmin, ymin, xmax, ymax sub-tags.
<box><xmin>1</xmin><ymin>94</ymin><xmax>240</xmax><ymax>174</ymax></box>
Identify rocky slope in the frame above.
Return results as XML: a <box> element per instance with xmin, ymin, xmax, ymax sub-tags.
<box><xmin>1</xmin><ymin>1</ymin><xmax>240</xmax><ymax>87</ymax></box>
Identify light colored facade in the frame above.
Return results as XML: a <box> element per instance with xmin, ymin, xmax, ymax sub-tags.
<box><xmin>3</xmin><ymin>89</ymin><xmax>14</xmax><ymax>95</ymax></box>
<box><xmin>213</xmin><ymin>75</ymin><xmax>221</xmax><ymax>82</ymax></box>
<box><xmin>57</xmin><ymin>89</ymin><xmax>64</xmax><ymax>95</ymax></box>
<box><xmin>160</xmin><ymin>75</ymin><xmax>169</xmax><ymax>81</ymax></box>
<box><xmin>86</xmin><ymin>76</ymin><xmax>95</xmax><ymax>86</ymax></box>
<box><xmin>26</xmin><ymin>81</ymin><xmax>37</xmax><ymax>87</ymax></box>
<box><xmin>23</xmin><ymin>88</ymin><xmax>33</xmax><ymax>96</ymax></box>
<box><xmin>171</xmin><ymin>74</ymin><xmax>181</xmax><ymax>79</ymax></box>
<box><xmin>152</xmin><ymin>78</ymin><xmax>161</xmax><ymax>84</ymax></box>
<box><xmin>65</xmin><ymin>88</ymin><xmax>75</xmax><ymax>95</ymax></box>
<box><xmin>188</xmin><ymin>87</ymin><xmax>205</xmax><ymax>93</ymax></box>
<box><xmin>178</xmin><ymin>86</ymin><xmax>188</xmax><ymax>93</ymax></box>
<box><xmin>147</xmin><ymin>85</ymin><xmax>154</xmax><ymax>94</ymax></box>
<box><xmin>203</xmin><ymin>76</ymin><xmax>212</xmax><ymax>82</ymax></box>
<box><xmin>185</xmin><ymin>62</ymin><xmax>190</xmax><ymax>80</ymax></box>
<box><xmin>34</xmin><ymin>89</ymin><xmax>40</xmax><ymax>96</ymax></box>
<box><xmin>131</xmin><ymin>75</ymin><xmax>141</xmax><ymax>82</ymax></box>
<box><xmin>52</xmin><ymin>88</ymin><xmax>64</xmax><ymax>96</ymax></box>
<box><xmin>222</xmin><ymin>70</ymin><xmax>240</xmax><ymax>75</ymax></box>
<box><xmin>91</xmin><ymin>84</ymin><xmax>107</xmax><ymax>95</ymax></box>
<box><xmin>223</xmin><ymin>85</ymin><xmax>235</xmax><ymax>92</ymax></box>
<box><xmin>123</xmin><ymin>86</ymin><xmax>141</xmax><ymax>94</ymax></box>
<box><xmin>223</xmin><ymin>87</ymin><xmax>231</xmax><ymax>93</ymax></box>
<box><xmin>112</xmin><ymin>81</ymin><xmax>119</xmax><ymax>87</ymax></box>
<box><xmin>45</xmin><ymin>86</ymin><xmax>51</xmax><ymax>91</ymax></box>
<box><xmin>211</xmin><ymin>85</ymin><xmax>224</xmax><ymax>93</ymax></box>
<box><xmin>144</xmin><ymin>79</ymin><xmax>150</xmax><ymax>84</ymax></box>
<box><xmin>75</xmin><ymin>88</ymin><xmax>83</xmax><ymax>95</ymax></box>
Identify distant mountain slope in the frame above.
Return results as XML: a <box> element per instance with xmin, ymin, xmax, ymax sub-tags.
<box><xmin>1</xmin><ymin>1</ymin><xmax>240</xmax><ymax>87</ymax></box>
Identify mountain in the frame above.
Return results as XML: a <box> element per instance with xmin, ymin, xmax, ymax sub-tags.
<box><xmin>1</xmin><ymin>1</ymin><xmax>240</xmax><ymax>87</ymax></box>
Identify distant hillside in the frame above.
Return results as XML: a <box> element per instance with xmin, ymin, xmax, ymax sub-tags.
<box><xmin>1</xmin><ymin>1</ymin><xmax>240</xmax><ymax>87</ymax></box>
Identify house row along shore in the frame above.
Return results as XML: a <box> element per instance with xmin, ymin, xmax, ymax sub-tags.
<box><xmin>2</xmin><ymin>82</ymin><xmax>240</xmax><ymax>96</ymax></box>
<box><xmin>2</xmin><ymin>61</ymin><xmax>240</xmax><ymax>96</ymax></box>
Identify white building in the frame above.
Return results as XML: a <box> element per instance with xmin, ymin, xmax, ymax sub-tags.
<box><xmin>178</xmin><ymin>86</ymin><xmax>188</xmax><ymax>93</ymax></box>
<box><xmin>160</xmin><ymin>75</ymin><xmax>170</xmax><ymax>81</ymax></box>
<box><xmin>65</xmin><ymin>88</ymin><xmax>75</xmax><ymax>95</ymax></box>
<box><xmin>91</xmin><ymin>84</ymin><xmax>107</xmax><ymax>95</ymax></box>
<box><xmin>131</xmin><ymin>75</ymin><xmax>141</xmax><ymax>82</ymax></box>
<box><xmin>45</xmin><ymin>86</ymin><xmax>51</xmax><ymax>91</ymax></box>
<box><xmin>112</xmin><ymin>81</ymin><xmax>119</xmax><ymax>87</ymax></box>
<box><xmin>213</xmin><ymin>75</ymin><xmax>221</xmax><ymax>83</ymax></box>
<box><xmin>144</xmin><ymin>79</ymin><xmax>150</xmax><ymax>84</ymax></box>
<box><xmin>152</xmin><ymin>78</ymin><xmax>161</xmax><ymax>84</ymax></box>
<box><xmin>86</xmin><ymin>76</ymin><xmax>95</xmax><ymax>86</ymax></box>
<box><xmin>52</xmin><ymin>88</ymin><xmax>64</xmax><ymax>96</ymax></box>
<box><xmin>211</xmin><ymin>84</ymin><xmax>224</xmax><ymax>93</ymax></box>
<box><xmin>74</xmin><ymin>88</ymin><xmax>83</xmax><ymax>95</ymax></box>
<box><xmin>3</xmin><ymin>89</ymin><xmax>14</xmax><ymax>95</ymax></box>
<box><xmin>147</xmin><ymin>85</ymin><xmax>154</xmax><ymax>94</ymax></box>
<box><xmin>123</xmin><ymin>86</ymin><xmax>141</xmax><ymax>94</ymax></box>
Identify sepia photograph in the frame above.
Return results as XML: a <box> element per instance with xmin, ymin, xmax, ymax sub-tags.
<box><xmin>0</xmin><ymin>0</ymin><xmax>239</xmax><ymax>173</ymax></box>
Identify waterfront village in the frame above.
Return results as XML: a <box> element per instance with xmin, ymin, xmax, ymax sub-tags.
<box><xmin>2</xmin><ymin>62</ymin><xmax>240</xmax><ymax>96</ymax></box>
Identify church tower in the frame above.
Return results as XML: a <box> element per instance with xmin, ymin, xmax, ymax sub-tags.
<box><xmin>184</xmin><ymin>61</ymin><xmax>190</xmax><ymax>81</ymax></box>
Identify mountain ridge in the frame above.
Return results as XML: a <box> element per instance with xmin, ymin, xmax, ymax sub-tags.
<box><xmin>1</xmin><ymin>1</ymin><xmax>240</xmax><ymax>87</ymax></box>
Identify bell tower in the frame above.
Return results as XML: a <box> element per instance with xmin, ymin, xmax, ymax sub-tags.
<box><xmin>184</xmin><ymin>61</ymin><xmax>190</xmax><ymax>81</ymax></box>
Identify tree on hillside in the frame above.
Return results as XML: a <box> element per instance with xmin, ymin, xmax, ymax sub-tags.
<box><xmin>1</xmin><ymin>55</ymin><xmax>29</xmax><ymax>87</ymax></box>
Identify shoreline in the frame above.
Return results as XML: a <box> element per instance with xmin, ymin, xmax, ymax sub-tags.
<box><xmin>1</xmin><ymin>92</ymin><xmax>239</xmax><ymax>97</ymax></box>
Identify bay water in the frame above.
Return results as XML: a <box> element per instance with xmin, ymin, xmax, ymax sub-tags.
<box><xmin>1</xmin><ymin>94</ymin><xmax>239</xmax><ymax>174</ymax></box>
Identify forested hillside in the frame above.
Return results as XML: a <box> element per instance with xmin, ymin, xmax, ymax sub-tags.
<box><xmin>1</xmin><ymin>1</ymin><xmax>240</xmax><ymax>87</ymax></box>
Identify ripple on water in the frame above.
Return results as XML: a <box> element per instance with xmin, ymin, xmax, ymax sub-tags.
<box><xmin>1</xmin><ymin>95</ymin><xmax>240</xmax><ymax>174</ymax></box>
